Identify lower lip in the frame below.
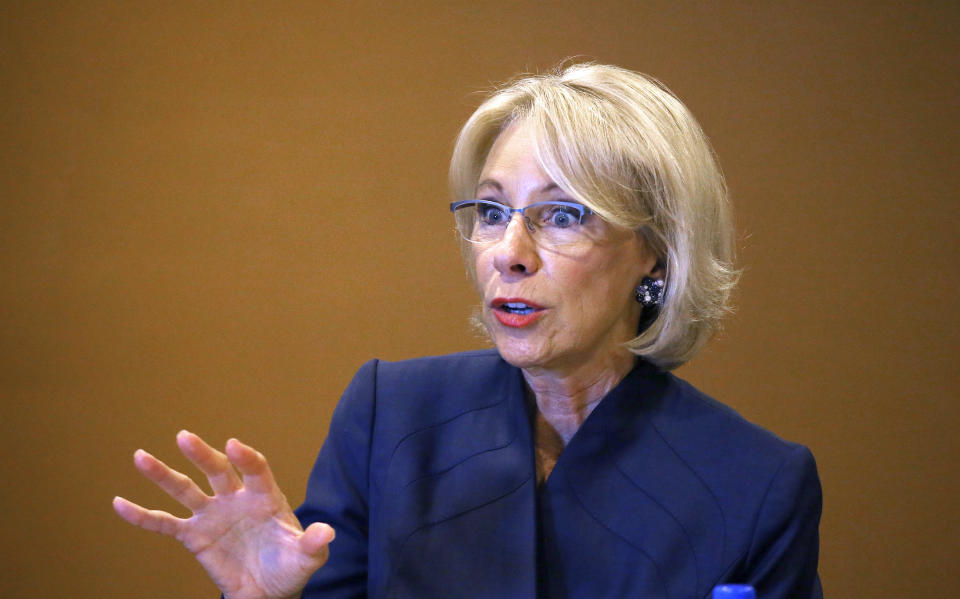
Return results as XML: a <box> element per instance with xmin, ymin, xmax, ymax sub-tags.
<box><xmin>493</xmin><ymin>309</ymin><xmax>545</xmax><ymax>328</ymax></box>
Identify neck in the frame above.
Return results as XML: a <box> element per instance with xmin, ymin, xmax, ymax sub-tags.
<box><xmin>522</xmin><ymin>349</ymin><xmax>636</xmax><ymax>445</ymax></box>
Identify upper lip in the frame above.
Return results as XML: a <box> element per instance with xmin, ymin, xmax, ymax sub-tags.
<box><xmin>490</xmin><ymin>297</ymin><xmax>545</xmax><ymax>310</ymax></box>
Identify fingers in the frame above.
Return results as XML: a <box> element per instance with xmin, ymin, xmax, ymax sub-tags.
<box><xmin>298</xmin><ymin>522</ymin><xmax>334</xmax><ymax>573</ymax></box>
<box><xmin>113</xmin><ymin>496</ymin><xmax>187</xmax><ymax>538</ymax></box>
<box><xmin>224</xmin><ymin>437</ymin><xmax>278</xmax><ymax>494</ymax></box>
<box><xmin>299</xmin><ymin>522</ymin><xmax>335</xmax><ymax>558</ymax></box>
<box><xmin>133</xmin><ymin>449</ymin><xmax>211</xmax><ymax>512</ymax></box>
<box><xmin>177</xmin><ymin>430</ymin><xmax>243</xmax><ymax>495</ymax></box>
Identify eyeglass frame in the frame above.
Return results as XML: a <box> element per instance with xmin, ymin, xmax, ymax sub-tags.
<box><xmin>449</xmin><ymin>199</ymin><xmax>595</xmax><ymax>244</ymax></box>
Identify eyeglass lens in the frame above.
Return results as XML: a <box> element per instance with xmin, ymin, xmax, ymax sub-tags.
<box><xmin>453</xmin><ymin>200</ymin><xmax>589</xmax><ymax>246</ymax></box>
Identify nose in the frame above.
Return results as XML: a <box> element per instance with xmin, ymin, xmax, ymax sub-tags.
<box><xmin>492</xmin><ymin>214</ymin><xmax>541</xmax><ymax>277</ymax></box>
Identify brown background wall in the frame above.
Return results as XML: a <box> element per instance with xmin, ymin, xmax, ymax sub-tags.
<box><xmin>2</xmin><ymin>2</ymin><xmax>957</xmax><ymax>596</ymax></box>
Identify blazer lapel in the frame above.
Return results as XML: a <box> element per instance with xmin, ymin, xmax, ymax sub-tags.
<box><xmin>551</xmin><ymin>363</ymin><xmax>724</xmax><ymax>598</ymax></box>
<box><xmin>380</xmin><ymin>362</ymin><xmax>537</xmax><ymax>598</ymax></box>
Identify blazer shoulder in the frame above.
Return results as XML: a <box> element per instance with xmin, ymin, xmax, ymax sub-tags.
<box><xmin>652</xmin><ymin>373</ymin><xmax>808</xmax><ymax>467</ymax></box>
<box><xmin>643</xmin><ymin>373</ymin><xmax>820</xmax><ymax>519</ymax></box>
<box><xmin>369</xmin><ymin>349</ymin><xmax>507</xmax><ymax>400</ymax></box>
<box><xmin>375</xmin><ymin>349</ymin><xmax>504</xmax><ymax>383</ymax></box>
<box><xmin>340</xmin><ymin>350</ymin><xmax>505</xmax><ymax>402</ymax></box>
<box><xmin>640</xmin><ymin>373</ymin><xmax>822</xmax><ymax>586</ymax></box>
<box><xmin>358</xmin><ymin>348</ymin><xmax>518</xmax><ymax>435</ymax></box>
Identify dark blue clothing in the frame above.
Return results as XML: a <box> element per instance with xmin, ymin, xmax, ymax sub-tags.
<box><xmin>296</xmin><ymin>350</ymin><xmax>822</xmax><ymax>598</ymax></box>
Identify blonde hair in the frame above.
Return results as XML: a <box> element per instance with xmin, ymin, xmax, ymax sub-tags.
<box><xmin>450</xmin><ymin>63</ymin><xmax>738</xmax><ymax>370</ymax></box>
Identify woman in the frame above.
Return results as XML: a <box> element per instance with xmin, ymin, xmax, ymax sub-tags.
<box><xmin>114</xmin><ymin>63</ymin><xmax>822</xmax><ymax>598</ymax></box>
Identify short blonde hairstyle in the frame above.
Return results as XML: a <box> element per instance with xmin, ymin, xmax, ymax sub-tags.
<box><xmin>450</xmin><ymin>63</ymin><xmax>738</xmax><ymax>370</ymax></box>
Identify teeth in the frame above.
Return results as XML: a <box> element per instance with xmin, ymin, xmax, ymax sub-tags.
<box><xmin>499</xmin><ymin>302</ymin><xmax>535</xmax><ymax>315</ymax></box>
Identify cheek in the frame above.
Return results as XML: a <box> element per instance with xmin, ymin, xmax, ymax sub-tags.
<box><xmin>571</xmin><ymin>254</ymin><xmax>638</xmax><ymax>314</ymax></box>
<box><xmin>471</xmin><ymin>248</ymin><xmax>494</xmax><ymax>292</ymax></box>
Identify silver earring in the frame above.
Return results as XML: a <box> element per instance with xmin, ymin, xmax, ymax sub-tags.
<box><xmin>635</xmin><ymin>277</ymin><xmax>664</xmax><ymax>307</ymax></box>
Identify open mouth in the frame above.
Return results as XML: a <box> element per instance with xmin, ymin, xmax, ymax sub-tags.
<box><xmin>498</xmin><ymin>302</ymin><xmax>538</xmax><ymax>315</ymax></box>
<box><xmin>490</xmin><ymin>298</ymin><xmax>545</xmax><ymax>328</ymax></box>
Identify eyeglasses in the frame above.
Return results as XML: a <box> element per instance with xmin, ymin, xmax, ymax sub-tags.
<box><xmin>449</xmin><ymin>199</ymin><xmax>595</xmax><ymax>246</ymax></box>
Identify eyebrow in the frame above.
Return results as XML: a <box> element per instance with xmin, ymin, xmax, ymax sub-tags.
<box><xmin>475</xmin><ymin>179</ymin><xmax>562</xmax><ymax>194</ymax></box>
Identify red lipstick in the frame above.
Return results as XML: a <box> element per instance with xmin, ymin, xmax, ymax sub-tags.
<box><xmin>490</xmin><ymin>297</ymin><xmax>546</xmax><ymax>328</ymax></box>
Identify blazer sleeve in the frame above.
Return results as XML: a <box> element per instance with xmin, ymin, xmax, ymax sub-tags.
<box><xmin>295</xmin><ymin>359</ymin><xmax>378</xmax><ymax>599</ymax></box>
<box><xmin>742</xmin><ymin>444</ymin><xmax>824</xmax><ymax>598</ymax></box>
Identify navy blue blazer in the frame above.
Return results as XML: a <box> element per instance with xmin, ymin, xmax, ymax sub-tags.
<box><xmin>295</xmin><ymin>350</ymin><xmax>822</xmax><ymax>598</ymax></box>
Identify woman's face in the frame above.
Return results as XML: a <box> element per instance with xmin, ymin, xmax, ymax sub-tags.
<box><xmin>472</xmin><ymin>121</ymin><xmax>658</xmax><ymax>375</ymax></box>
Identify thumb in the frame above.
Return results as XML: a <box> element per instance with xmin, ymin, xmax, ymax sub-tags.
<box><xmin>299</xmin><ymin>522</ymin><xmax>335</xmax><ymax>557</ymax></box>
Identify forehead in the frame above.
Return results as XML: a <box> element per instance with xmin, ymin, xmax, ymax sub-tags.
<box><xmin>481</xmin><ymin>121</ymin><xmax>543</xmax><ymax>174</ymax></box>
<box><xmin>478</xmin><ymin>121</ymin><xmax>560</xmax><ymax>193</ymax></box>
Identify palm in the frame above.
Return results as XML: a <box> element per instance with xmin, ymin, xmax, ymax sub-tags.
<box><xmin>187</xmin><ymin>491</ymin><xmax>317</xmax><ymax>599</ymax></box>
<box><xmin>114</xmin><ymin>432</ymin><xmax>333</xmax><ymax>599</ymax></box>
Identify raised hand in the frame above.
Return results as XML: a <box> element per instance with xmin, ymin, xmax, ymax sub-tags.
<box><xmin>113</xmin><ymin>431</ymin><xmax>333</xmax><ymax>599</ymax></box>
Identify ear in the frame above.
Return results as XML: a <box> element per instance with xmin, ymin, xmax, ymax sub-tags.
<box><xmin>633</xmin><ymin>232</ymin><xmax>665</xmax><ymax>281</ymax></box>
<box><xmin>646</xmin><ymin>258</ymin><xmax>666</xmax><ymax>281</ymax></box>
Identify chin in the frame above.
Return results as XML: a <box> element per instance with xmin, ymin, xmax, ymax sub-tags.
<box><xmin>482</xmin><ymin>311</ymin><xmax>553</xmax><ymax>369</ymax></box>
<box><xmin>491</xmin><ymin>336</ymin><xmax>550</xmax><ymax>370</ymax></box>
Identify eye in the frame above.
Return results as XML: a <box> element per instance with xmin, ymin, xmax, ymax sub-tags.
<box><xmin>542</xmin><ymin>204</ymin><xmax>581</xmax><ymax>228</ymax></box>
<box><xmin>477</xmin><ymin>201</ymin><xmax>509</xmax><ymax>225</ymax></box>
